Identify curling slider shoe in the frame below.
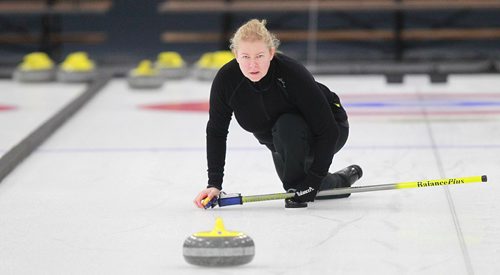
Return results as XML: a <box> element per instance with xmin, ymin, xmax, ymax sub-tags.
<box><xmin>316</xmin><ymin>164</ymin><xmax>363</xmax><ymax>200</ymax></box>
<box><xmin>155</xmin><ymin>51</ymin><xmax>188</xmax><ymax>79</ymax></box>
<box><xmin>57</xmin><ymin>51</ymin><xmax>96</xmax><ymax>83</ymax></box>
<box><xmin>183</xmin><ymin>217</ymin><xmax>255</xmax><ymax>267</ymax></box>
<box><xmin>194</xmin><ymin>51</ymin><xmax>234</xmax><ymax>81</ymax></box>
<box><xmin>285</xmin><ymin>198</ymin><xmax>308</xmax><ymax>209</ymax></box>
<box><xmin>127</xmin><ymin>60</ymin><xmax>164</xmax><ymax>89</ymax></box>
<box><xmin>285</xmin><ymin>189</ymin><xmax>308</xmax><ymax>209</ymax></box>
<box><xmin>13</xmin><ymin>52</ymin><xmax>55</xmax><ymax>82</ymax></box>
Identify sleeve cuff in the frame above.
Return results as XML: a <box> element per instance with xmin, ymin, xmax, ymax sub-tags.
<box><xmin>207</xmin><ymin>184</ymin><xmax>222</xmax><ymax>190</ymax></box>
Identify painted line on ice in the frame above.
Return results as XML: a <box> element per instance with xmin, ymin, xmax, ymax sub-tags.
<box><xmin>32</xmin><ymin>144</ymin><xmax>500</xmax><ymax>154</ymax></box>
<box><xmin>345</xmin><ymin>101</ymin><xmax>500</xmax><ymax>107</ymax></box>
<box><xmin>140</xmin><ymin>98</ymin><xmax>500</xmax><ymax>116</ymax></box>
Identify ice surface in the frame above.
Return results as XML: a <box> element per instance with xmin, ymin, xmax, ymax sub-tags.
<box><xmin>0</xmin><ymin>75</ymin><xmax>499</xmax><ymax>274</ymax></box>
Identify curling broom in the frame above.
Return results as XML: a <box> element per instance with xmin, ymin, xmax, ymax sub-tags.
<box><xmin>203</xmin><ymin>175</ymin><xmax>487</xmax><ymax>209</ymax></box>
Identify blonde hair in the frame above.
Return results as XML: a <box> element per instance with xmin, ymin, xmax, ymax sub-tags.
<box><xmin>229</xmin><ymin>19</ymin><xmax>280</xmax><ymax>52</ymax></box>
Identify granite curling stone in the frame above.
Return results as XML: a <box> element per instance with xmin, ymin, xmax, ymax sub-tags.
<box><xmin>57</xmin><ymin>52</ymin><xmax>96</xmax><ymax>83</ymax></box>
<box><xmin>193</xmin><ymin>51</ymin><xmax>234</xmax><ymax>81</ymax></box>
<box><xmin>13</xmin><ymin>52</ymin><xmax>55</xmax><ymax>82</ymax></box>
<box><xmin>155</xmin><ymin>51</ymin><xmax>188</xmax><ymax>79</ymax></box>
<box><xmin>127</xmin><ymin>60</ymin><xmax>164</xmax><ymax>89</ymax></box>
<box><xmin>183</xmin><ymin>217</ymin><xmax>255</xmax><ymax>267</ymax></box>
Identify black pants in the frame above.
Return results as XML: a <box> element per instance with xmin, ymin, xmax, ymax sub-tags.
<box><xmin>254</xmin><ymin>113</ymin><xmax>349</xmax><ymax>191</ymax></box>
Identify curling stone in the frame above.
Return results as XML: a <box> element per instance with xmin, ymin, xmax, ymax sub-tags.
<box><xmin>192</xmin><ymin>52</ymin><xmax>213</xmax><ymax>80</ymax></box>
<box><xmin>127</xmin><ymin>60</ymin><xmax>164</xmax><ymax>89</ymax></box>
<box><xmin>155</xmin><ymin>51</ymin><xmax>188</xmax><ymax>79</ymax></box>
<box><xmin>183</xmin><ymin>217</ymin><xmax>255</xmax><ymax>266</ymax></box>
<box><xmin>57</xmin><ymin>52</ymin><xmax>96</xmax><ymax>83</ymax></box>
<box><xmin>13</xmin><ymin>52</ymin><xmax>55</xmax><ymax>82</ymax></box>
<box><xmin>194</xmin><ymin>51</ymin><xmax>234</xmax><ymax>81</ymax></box>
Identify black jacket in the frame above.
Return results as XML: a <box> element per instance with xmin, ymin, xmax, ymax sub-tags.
<box><xmin>206</xmin><ymin>53</ymin><xmax>347</xmax><ymax>189</ymax></box>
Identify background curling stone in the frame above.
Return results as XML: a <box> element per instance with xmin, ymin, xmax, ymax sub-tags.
<box><xmin>13</xmin><ymin>52</ymin><xmax>55</xmax><ymax>82</ymax></box>
<box><xmin>57</xmin><ymin>52</ymin><xmax>96</xmax><ymax>83</ymax></box>
<box><xmin>194</xmin><ymin>51</ymin><xmax>234</xmax><ymax>81</ymax></box>
<box><xmin>192</xmin><ymin>52</ymin><xmax>213</xmax><ymax>81</ymax></box>
<box><xmin>183</xmin><ymin>217</ymin><xmax>255</xmax><ymax>267</ymax></box>
<box><xmin>127</xmin><ymin>60</ymin><xmax>164</xmax><ymax>89</ymax></box>
<box><xmin>155</xmin><ymin>51</ymin><xmax>188</xmax><ymax>79</ymax></box>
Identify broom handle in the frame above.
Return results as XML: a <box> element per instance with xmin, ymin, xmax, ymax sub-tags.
<box><xmin>232</xmin><ymin>175</ymin><xmax>488</xmax><ymax>205</ymax></box>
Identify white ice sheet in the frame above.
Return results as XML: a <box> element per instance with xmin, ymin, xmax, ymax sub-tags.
<box><xmin>0</xmin><ymin>75</ymin><xmax>498</xmax><ymax>274</ymax></box>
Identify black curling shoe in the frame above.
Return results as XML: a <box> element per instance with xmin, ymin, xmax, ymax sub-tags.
<box><xmin>316</xmin><ymin>164</ymin><xmax>363</xmax><ymax>200</ymax></box>
<box><xmin>284</xmin><ymin>189</ymin><xmax>308</xmax><ymax>208</ymax></box>
<box><xmin>285</xmin><ymin>198</ymin><xmax>308</xmax><ymax>208</ymax></box>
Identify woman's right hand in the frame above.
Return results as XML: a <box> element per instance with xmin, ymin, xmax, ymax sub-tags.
<box><xmin>193</xmin><ymin>187</ymin><xmax>221</xmax><ymax>209</ymax></box>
